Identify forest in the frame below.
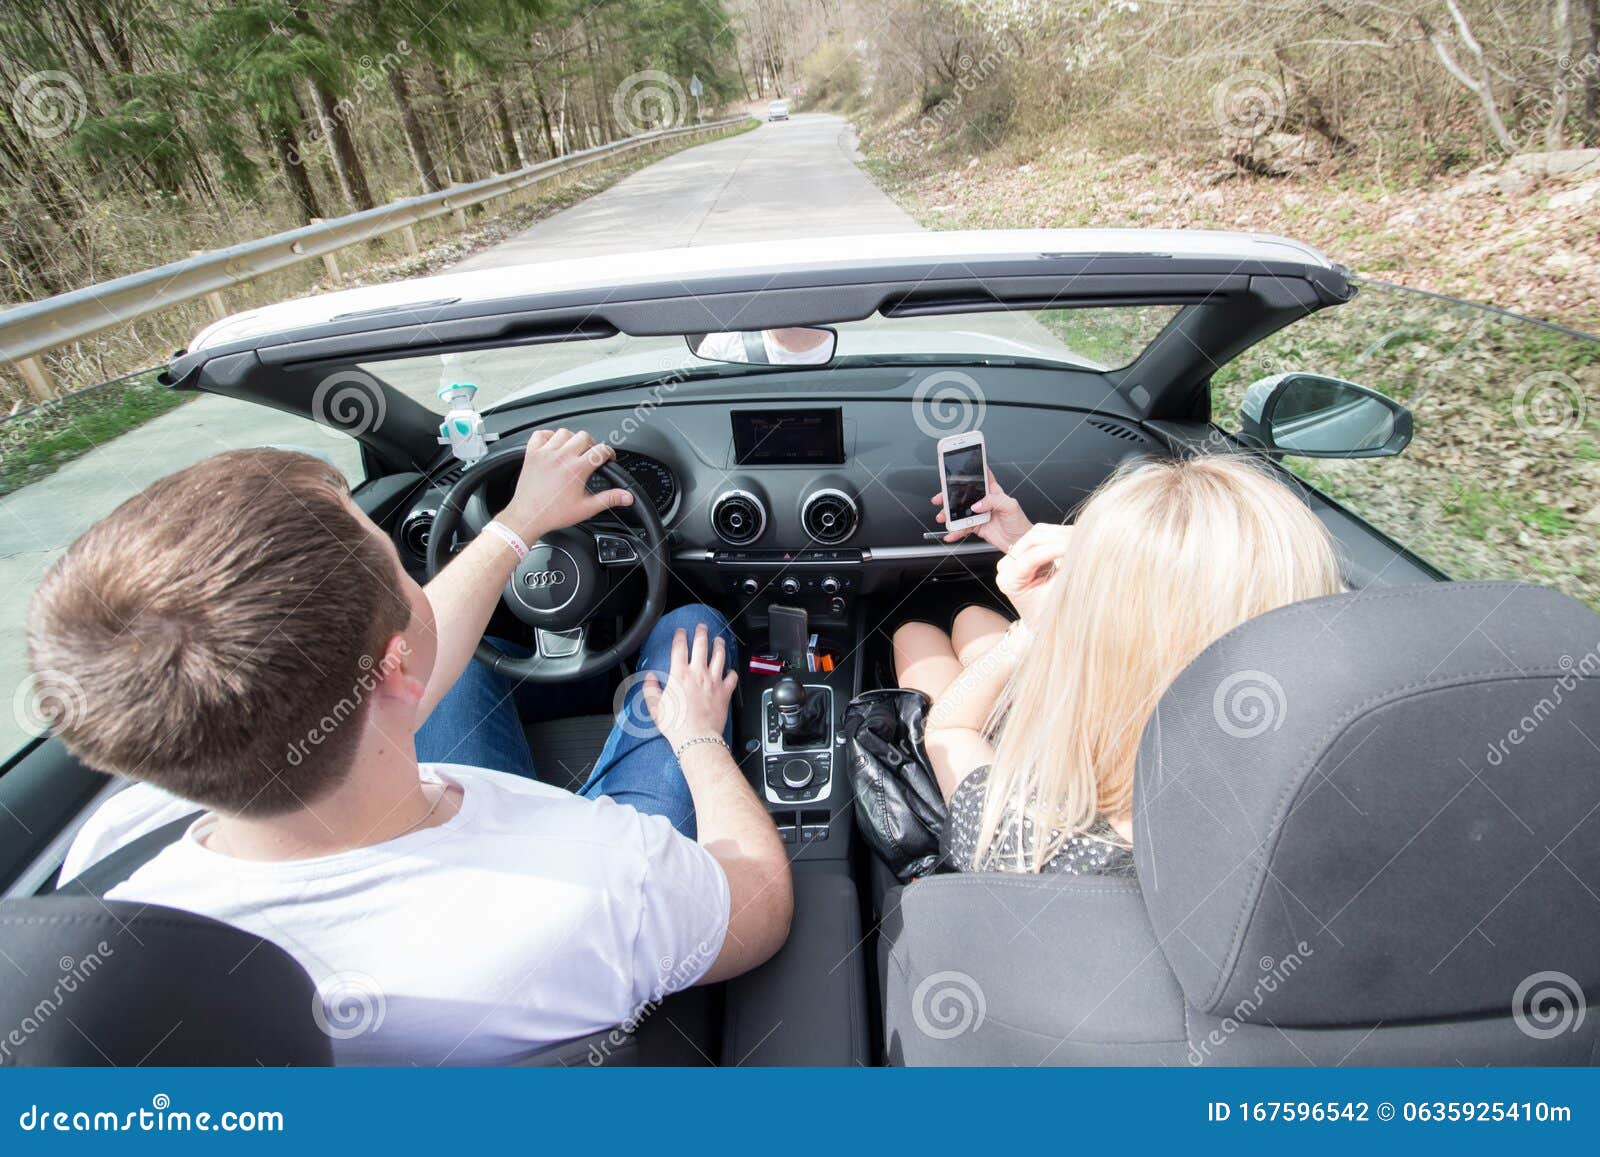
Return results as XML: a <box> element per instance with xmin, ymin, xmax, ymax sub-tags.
<box><xmin>0</xmin><ymin>0</ymin><xmax>796</xmax><ymax>306</ymax></box>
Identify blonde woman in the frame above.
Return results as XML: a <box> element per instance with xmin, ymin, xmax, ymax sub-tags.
<box><xmin>892</xmin><ymin>455</ymin><xmax>1343</xmax><ymax>875</ymax></box>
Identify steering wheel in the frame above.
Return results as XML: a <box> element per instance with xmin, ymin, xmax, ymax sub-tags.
<box><xmin>424</xmin><ymin>444</ymin><xmax>667</xmax><ymax>682</ymax></box>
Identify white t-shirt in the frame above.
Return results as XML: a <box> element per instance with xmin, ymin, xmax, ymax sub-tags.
<box><xmin>60</xmin><ymin>764</ymin><xmax>730</xmax><ymax>1066</ymax></box>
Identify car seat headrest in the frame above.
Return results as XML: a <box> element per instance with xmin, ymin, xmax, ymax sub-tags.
<box><xmin>0</xmin><ymin>897</ymin><xmax>332</xmax><ymax>1065</ymax></box>
<box><xmin>1134</xmin><ymin>582</ymin><xmax>1600</xmax><ymax>1028</ymax></box>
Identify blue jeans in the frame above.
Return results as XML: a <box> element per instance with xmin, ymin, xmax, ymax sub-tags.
<box><xmin>414</xmin><ymin>604</ymin><xmax>738</xmax><ymax>839</ymax></box>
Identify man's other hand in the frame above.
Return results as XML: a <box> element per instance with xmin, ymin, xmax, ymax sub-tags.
<box><xmin>496</xmin><ymin>429</ymin><xmax>634</xmax><ymax>542</ymax></box>
<box><xmin>642</xmin><ymin>624</ymin><xmax>737</xmax><ymax>750</ymax></box>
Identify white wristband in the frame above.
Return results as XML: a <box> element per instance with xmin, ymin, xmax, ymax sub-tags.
<box><xmin>483</xmin><ymin>519</ymin><xmax>528</xmax><ymax>561</ymax></box>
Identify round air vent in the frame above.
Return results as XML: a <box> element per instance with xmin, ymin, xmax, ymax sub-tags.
<box><xmin>801</xmin><ymin>488</ymin><xmax>859</xmax><ymax>545</ymax></box>
<box><xmin>711</xmin><ymin>490</ymin><xmax>766</xmax><ymax>546</ymax></box>
<box><xmin>399</xmin><ymin>509</ymin><xmax>436</xmax><ymax>558</ymax></box>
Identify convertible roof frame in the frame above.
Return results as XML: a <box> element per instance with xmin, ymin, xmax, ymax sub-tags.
<box><xmin>163</xmin><ymin>230</ymin><xmax>1354</xmax><ymax>467</ymax></box>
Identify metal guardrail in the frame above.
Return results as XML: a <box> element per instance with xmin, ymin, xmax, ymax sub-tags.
<box><xmin>0</xmin><ymin>116</ymin><xmax>752</xmax><ymax>399</ymax></box>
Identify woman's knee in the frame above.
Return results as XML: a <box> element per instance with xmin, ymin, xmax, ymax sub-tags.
<box><xmin>892</xmin><ymin>620</ymin><xmax>949</xmax><ymax>674</ymax></box>
<box><xmin>952</xmin><ymin>605</ymin><xmax>1011</xmax><ymax>666</ymax></box>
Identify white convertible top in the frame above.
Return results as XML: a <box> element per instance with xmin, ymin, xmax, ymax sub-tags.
<box><xmin>188</xmin><ymin>228</ymin><xmax>1335</xmax><ymax>353</ymax></box>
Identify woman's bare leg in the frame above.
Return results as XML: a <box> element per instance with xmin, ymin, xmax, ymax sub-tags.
<box><xmin>951</xmin><ymin>605</ymin><xmax>1012</xmax><ymax>668</ymax></box>
<box><xmin>892</xmin><ymin>621</ymin><xmax>964</xmax><ymax>702</ymax></box>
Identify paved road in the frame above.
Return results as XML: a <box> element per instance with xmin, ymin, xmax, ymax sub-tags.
<box><xmin>0</xmin><ymin>113</ymin><xmax>917</xmax><ymax>754</ymax></box>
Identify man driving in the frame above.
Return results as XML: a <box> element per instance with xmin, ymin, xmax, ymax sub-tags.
<box><xmin>28</xmin><ymin>433</ymin><xmax>793</xmax><ymax>1064</ymax></box>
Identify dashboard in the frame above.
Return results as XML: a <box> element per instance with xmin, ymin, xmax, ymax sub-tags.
<box><xmin>391</xmin><ymin>371</ymin><xmax>1168</xmax><ymax>626</ymax></box>
<box><xmin>588</xmin><ymin>449</ymin><xmax>678</xmax><ymax>521</ymax></box>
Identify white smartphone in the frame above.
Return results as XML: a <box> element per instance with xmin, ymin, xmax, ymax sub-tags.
<box><xmin>937</xmin><ymin>431</ymin><xmax>990</xmax><ymax>533</ymax></box>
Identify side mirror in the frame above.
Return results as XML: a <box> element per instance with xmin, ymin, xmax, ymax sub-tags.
<box><xmin>1239</xmin><ymin>373</ymin><xmax>1412</xmax><ymax>458</ymax></box>
<box><xmin>686</xmin><ymin>326</ymin><xmax>837</xmax><ymax>367</ymax></box>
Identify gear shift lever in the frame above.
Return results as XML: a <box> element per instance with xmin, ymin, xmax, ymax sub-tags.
<box><xmin>774</xmin><ymin>676</ymin><xmax>827</xmax><ymax>747</ymax></box>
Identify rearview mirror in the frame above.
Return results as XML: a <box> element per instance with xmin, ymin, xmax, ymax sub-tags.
<box><xmin>686</xmin><ymin>327</ymin><xmax>837</xmax><ymax>367</ymax></box>
<box><xmin>1239</xmin><ymin>373</ymin><xmax>1412</xmax><ymax>458</ymax></box>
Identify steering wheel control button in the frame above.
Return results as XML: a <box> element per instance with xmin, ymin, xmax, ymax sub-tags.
<box><xmin>594</xmin><ymin>532</ymin><xmax>639</xmax><ymax>565</ymax></box>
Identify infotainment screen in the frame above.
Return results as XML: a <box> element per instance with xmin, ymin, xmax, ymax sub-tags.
<box><xmin>731</xmin><ymin>409</ymin><xmax>845</xmax><ymax>465</ymax></box>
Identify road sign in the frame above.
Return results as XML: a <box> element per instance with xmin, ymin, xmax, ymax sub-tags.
<box><xmin>690</xmin><ymin>74</ymin><xmax>703</xmax><ymax>98</ymax></box>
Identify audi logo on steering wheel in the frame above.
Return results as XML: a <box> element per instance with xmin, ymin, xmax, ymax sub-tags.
<box><xmin>524</xmin><ymin>570</ymin><xmax>567</xmax><ymax>589</ymax></box>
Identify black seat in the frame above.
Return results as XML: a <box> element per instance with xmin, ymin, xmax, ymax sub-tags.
<box><xmin>0</xmin><ymin>896</ymin><xmax>332</xmax><ymax>1066</ymax></box>
<box><xmin>882</xmin><ymin>582</ymin><xmax>1600</xmax><ymax>1065</ymax></box>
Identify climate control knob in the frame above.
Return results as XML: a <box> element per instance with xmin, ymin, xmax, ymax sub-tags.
<box><xmin>739</xmin><ymin>577</ymin><xmax>760</xmax><ymax>596</ymax></box>
<box><xmin>820</xmin><ymin>575</ymin><xmax>841</xmax><ymax>595</ymax></box>
<box><xmin>779</xmin><ymin>576</ymin><xmax>801</xmax><ymax>597</ymax></box>
<box><xmin>781</xmin><ymin>758</ymin><xmax>814</xmax><ymax>789</ymax></box>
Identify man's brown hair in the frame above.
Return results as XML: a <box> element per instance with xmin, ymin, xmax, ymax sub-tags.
<box><xmin>27</xmin><ymin>449</ymin><xmax>412</xmax><ymax>816</ymax></box>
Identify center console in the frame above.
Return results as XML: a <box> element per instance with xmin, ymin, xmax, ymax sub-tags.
<box><xmin>733</xmin><ymin>610</ymin><xmax>860</xmax><ymax>858</ymax></box>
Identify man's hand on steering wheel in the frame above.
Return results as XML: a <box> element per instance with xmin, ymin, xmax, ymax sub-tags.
<box><xmin>494</xmin><ymin>429</ymin><xmax>635</xmax><ymax>543</ymax></box>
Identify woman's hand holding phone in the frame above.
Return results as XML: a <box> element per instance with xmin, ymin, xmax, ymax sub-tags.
<box><xmin>931</xmin><ymin>467</ymin><xmax>1033</xmax><ymax>550</ymax></box>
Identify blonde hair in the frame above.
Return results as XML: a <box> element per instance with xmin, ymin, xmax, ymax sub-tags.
<box><xmin>977</xmin><ymin>455</ymin><xmax>1343</xmax><ymax>872</ymax></box>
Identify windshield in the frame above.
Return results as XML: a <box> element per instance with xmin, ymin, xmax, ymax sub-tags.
<box><xmin>359</xmin><ymin>305</ymin><xmax>1182</xmax><ymax>413</ymax></box>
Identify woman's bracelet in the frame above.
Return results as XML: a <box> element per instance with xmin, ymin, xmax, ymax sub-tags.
<box><xmin>673</xmin><ymin>734</ymin><xmax>730</xmax><ymax>761</ymax></box>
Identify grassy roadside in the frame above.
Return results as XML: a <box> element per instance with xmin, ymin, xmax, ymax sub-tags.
<box><xmin>0</xmin><ymin>372</ymin><xmax>189</xmax><ymax>497</ymax></box>
<box><xmin>0</xmin><ymin>118</ymin><xmax>757</xmax><ymax>498</ymax></box>
<box><xmin>852</xmin><ymin>114</ymin><xmax>1600</xmax><ymax>610</ymax></box>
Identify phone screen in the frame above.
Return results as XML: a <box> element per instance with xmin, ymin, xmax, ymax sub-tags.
<box><xmin>941</xmin><ymin>443</ymin><xmax>987</xmax><ymax>521</ymax></box>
